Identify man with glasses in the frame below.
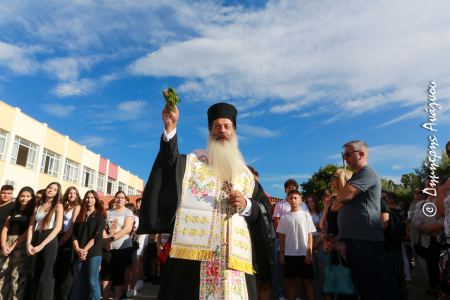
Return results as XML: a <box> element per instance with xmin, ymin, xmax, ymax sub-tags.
<box><xmin>332</xmin><ymin>140</ymin><xmax>399</xmax><ymax>299</ymax></box>
<box><xmin>436</xmin><ymin>140</ymin><xmax>450</xmax><ymax>296</ymax></box>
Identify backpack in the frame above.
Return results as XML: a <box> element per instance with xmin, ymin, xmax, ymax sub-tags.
<box><xmin>385</xmin><ymin>207</ymin><xmax>406</xmax><ymax>249</ymax></box>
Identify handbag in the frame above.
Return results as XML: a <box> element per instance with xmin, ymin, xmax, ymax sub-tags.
<box><xmin>159</xmin><ymin>243</ymin><xmax>171</xmax><ymax>264</ymax></box>
<box><xmin>323</xmin><ymin>254</ymin><xmax>355</xmax><ymax>295</ymax></box>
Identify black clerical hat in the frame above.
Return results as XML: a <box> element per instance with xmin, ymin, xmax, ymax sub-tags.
<box><xmin>207</xmin><ymin>102</ymin><xmax>237</xmax><ymax>128</ymax></box>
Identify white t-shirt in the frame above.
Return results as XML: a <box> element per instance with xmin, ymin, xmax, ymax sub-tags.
<box><xmin>273</xmin><ymin>199</ymin><xmax>308</xmax><ymax>219</ymax></box>
<box><xmin>276</xmin><ymin>210</ymin><xmax>316</xmax><ymax>256</ymax></box>
<box><xmin>106</xmin><ymin>208</ymin><xmax>134</xmax><ymax>249</ymax></box>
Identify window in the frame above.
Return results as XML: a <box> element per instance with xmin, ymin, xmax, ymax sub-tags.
<box><xmin>107</xmin><ymin>177</ymin><xmax>116</xmax><ymax>195</ymax></box>
<box><xmin>40</xmin><ymin>149</ymin><xmax>61</xmax><ymax>177</ymax></box>
<box><xmin>63</xmin><ymin>159</ymin><xmax>80</xmax><ymax>183</ymax></box>
<box><xmin>0</xmin><ymin>130</ymin><xmax>7</xmax><ymax>160</ymax></box>
<box><xmin>97</xmin><ymin>173</ymin><xmax>105</xmax><ymax>193</ymax></box>
<box><xmin>10</xmin><ymin>136</ymin><xmax>37</xmax><ymax>169</ymax></box>
<box><xmin>118</xmin><ymin>182</ymin><xmax>127</xmax><ymax>192</ymax></box>
<box><xmin>137</xmin><ymin>190</ymin><xmax>142</xmax><ymax>196</ymax></box>
<box><xmin>128</xmin><ymin>186</ymin><xmax>135</xmax><ymax>195</ymax></box>
<box><xmin>82</xmin><ymin>167</ymin><xmax>95</xmax><ymax>189</ymax></box>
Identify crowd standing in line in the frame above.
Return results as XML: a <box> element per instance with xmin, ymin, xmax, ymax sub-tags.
<box><xmin>0</xmin><ymin>139</ymin><xmax>447</xmax><ymax>300</ymax></box>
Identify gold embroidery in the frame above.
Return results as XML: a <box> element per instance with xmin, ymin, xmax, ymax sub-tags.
<box><xmin>235</xmin><ymin>228</ymin><xmax>248</xmax><ymax>237</ymax></box>
<box><xmin>181</xmin><ymin>228</ymin><xmax>207</xmax><ymax>236</ymax></box>
<box><xmin>234</xmin><ymin>240</ymin><xmax>250</xmax><ymax>251</ymax></box>
<box><xmin>184</xmin><ymin>215</ymin><xmax>208</xmax><ymax>224</ymax></box>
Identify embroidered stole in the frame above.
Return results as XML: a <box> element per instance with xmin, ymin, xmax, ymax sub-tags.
<box><xmin>170</xmin><ymin>153</ymin><xmax>255</xmax><ymax>299</ymax></box>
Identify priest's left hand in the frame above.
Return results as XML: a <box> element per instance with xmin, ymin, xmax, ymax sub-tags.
<box><xmin>229</xmin><ymin>190</ymin><xmax>246</xmax><ymax>210</ymax></box>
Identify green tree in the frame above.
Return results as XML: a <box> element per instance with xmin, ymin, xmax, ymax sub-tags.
<box><xmin>400</xmin><ymin>173</ymin><xmax>421</xmax><ymax>190</ymax></box>
<box><xmin>414</xmin><ymin>150</ymin><xmax>450</xmax><ymax>183</ymax></box>
<box><xmin>300</xmin><ymin>164</ymin><xmax>338</xmax><ymax>204</ymax></box>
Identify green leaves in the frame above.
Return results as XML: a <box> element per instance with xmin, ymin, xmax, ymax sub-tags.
<box><xmin>163</xmin><ymin>87</ymin><xmax>180</xmax><ymax>111</ymax></box>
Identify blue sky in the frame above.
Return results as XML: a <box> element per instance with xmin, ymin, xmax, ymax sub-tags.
<box><xmin>0</xmin><ymin>0</ymin><xmax>449</xmax><ymax>198</ymax></box>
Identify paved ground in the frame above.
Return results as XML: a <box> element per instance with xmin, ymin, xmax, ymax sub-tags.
<box><xmin>130</xmin><ymin>256</ymin><xmax>438</xmax><ymax>300</ymax></box>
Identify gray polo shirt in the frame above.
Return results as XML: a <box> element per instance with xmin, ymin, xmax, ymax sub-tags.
<box><xmin>337</xmin><ymin>165</ymin><xmax>384</xmax><ymax>241</ymax></box>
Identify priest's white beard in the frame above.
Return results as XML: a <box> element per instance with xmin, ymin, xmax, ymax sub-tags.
<box><xmin>207</xmin><ymin>135</ymin><xmax>246</xmax><ymax>181</ymax></box>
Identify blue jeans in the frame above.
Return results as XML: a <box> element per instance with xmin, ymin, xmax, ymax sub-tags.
<box><xmin>71</xmin><ymin>256</ymin><xmax>102</xmax><ymax>300</ymax></box>
<box><xmin>272</xmin><ymin>238</ymin><xmax>285</xmax><ymax>298</ymax></box>
<box><xmin>344</xmin><ymin>240</ymin><xmax>400</xmax><ymax>300</ymax></box>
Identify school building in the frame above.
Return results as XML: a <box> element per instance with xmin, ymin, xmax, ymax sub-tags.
<box><xmin>0</xmin><ymin>100</ymin><xmax>144</xmax><ymax>197</ymax></box>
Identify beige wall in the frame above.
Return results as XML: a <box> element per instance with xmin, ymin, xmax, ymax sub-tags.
<box><xmin>3</xmin><ymin>164</ymin><xmax>37</xmax><ymax>194</ymax></box>
<box><xmin>13</xmin><ymin>112</ymin><xmax>44</xmax><ymax>145</ymax></box>
<box><xmin>44</xmin><ymin>128</ymin><xmax>66</xmax><ymax>155</ymax></box>
<box><xmin>128</xmin><ymin>174</ymin><xmax>144</xmax><ymax>192</ymax></box>
<box><xmin>66</xmin><ymin>140</ymin><xmax>83</xmax><ymax>162</ymax></box>
<box><xmin>1</xmin><ymin>100</ymin><xmax>144</xmax><ymax>197</ymax></box>
<box><xmin>38</xmin><ymin>173</ymin><xmax>58</xmax><ymax>190</ymax></box>
<box><xmin>0</xmin><ymin>101</ymin><xmax>15</xmax><ymax>132</ymax></box>
<box><xmin>82</xmin><ymin>148</ymin><xmax>99</xmax><ymax>170</ymax></box>
<box><xmin>117</xmin><ymin>167</ymin><xmax>129</xmax><ymax>184</ymax></box>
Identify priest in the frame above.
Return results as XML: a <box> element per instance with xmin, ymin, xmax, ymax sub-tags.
<box><xmin>138</xmin><ymin>102</ymin><xmax>273</xmax><ymax>299</ymax></box>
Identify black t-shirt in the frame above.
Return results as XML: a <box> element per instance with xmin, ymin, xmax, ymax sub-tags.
<box><xmin>326</xmin><ymin>205</ymin><xmax>339</xmax><ymax>236</ymax></box>
<box><xmin>0</xmin><ymin>202</ymin><xmax>16</xmax><ymax>230</ymax></box>
<box><xmin>8</xmin><ymin>211</ymin><xmax>31</xmax><ymax>236</ymax></box>
<box><xmin>381</xmin><ymin>200</ymin><xmax>405</xmax><ymax>250</ymax></box>
<box><xmin>72</xmin><ymin>211</ymin><xmax>105</xmax><ymax>258</ymax></box>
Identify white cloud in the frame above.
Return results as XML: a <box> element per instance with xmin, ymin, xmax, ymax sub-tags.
<box><xmin>42</xmin><ymin>104</ymin><xmax>76</xmax><ymax>117</ymax></box>
<box><xmin>78</xmin><ymin>135</ymin><xmax>107</xmax><ymax>147</ymax></box>
<box><xmin>0</xmin><ymin>42</ymin><xmax>37</xmax><ymax>74</ymax></box>
<box><xmin>116</xmin><ymin>100</ymin><xmax>147</xmax><ymax>120</ymax></box>
<box><xmin>80</xmin><ymin>100</ymin><xmax>149</xmax><ymax>126</ymax></box>
<box><xmin>377</xmin><ymin>107</ymin><xmax>424</xmax><ymax>128</ymax></box>
<box><xmin>368</xmin><ymin>144</ymin><xmax>426</xmax><ymax>165</ymax></box>
<box><xmin>128</xmin><ymin>0</ymin><xmax>450</xmax><ymax>122</ymax></box>
<box><xmin>327</xmin><ymin>144</ymin><xmax>426</xmax><ymax>174</ymax></box>
<box><xmin>392</xmin><ymin>165</ymin><xmax>405</xmax><ymax>170</ymax></box>
<box><xmin>2</xmin><ymin>0</ymin><xmax>450</xmax><ymax>123</ymax></box>
<box><xmin>43</xmin><ymin>57</ymin><xmax>94</xmax><ymax>81</ymax></box>
<box><xmin>239</xmin><ymin>124</ymin><xmax>279</xmax><ymax>138</ymax></box>
<box><xmin>53</xmin><ymin>79</ymin><xmax>96</xmax><ymax>97</ymax></box>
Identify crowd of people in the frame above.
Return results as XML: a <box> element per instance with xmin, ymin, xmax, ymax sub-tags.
<box><xmin>0</xmin><ymin>97</ymin><xmax>448</xmax><ymax>300</ymax></box>
<box><xmin>264</xmin><ymin>140</ymin><xmax>450</xmax><ymax>300</ymax></box>
<box><xmin>0</xmin><ymin>183</ymin><xmax>162</xmax><ymax>300</ymax></box>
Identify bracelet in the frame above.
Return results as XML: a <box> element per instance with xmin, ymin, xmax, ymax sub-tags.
<box><xmin>26</xmin><ymin>242</ymin><xmax>31</xmax><ymax>246</ymax></box>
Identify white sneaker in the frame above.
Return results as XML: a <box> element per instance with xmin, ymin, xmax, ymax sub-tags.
<box><xmin>127</xmin><ymin>289</ymin><xmax>137</xmax><ymax>297</ymax></box>
<box><xmin>135</xmin><ymin>279</ymin><xmax>144</xmax><ymax>291</ymax></box>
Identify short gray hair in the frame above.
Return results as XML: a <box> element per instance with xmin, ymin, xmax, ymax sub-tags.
<box><xmin>343</xmin><ymin>140</ymin><xmax>368</xmax><ymax>150</ymax></box>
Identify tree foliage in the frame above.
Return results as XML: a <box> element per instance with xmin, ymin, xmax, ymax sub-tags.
<box><xmin>414</xmin><ymin>150</ymin><xmax>450</xmax><ymax>184</ymax></box>
<box><xmin>300</xmin><ymin>164</ymin><xmax>338</xmax><ymax>205</ymax></box>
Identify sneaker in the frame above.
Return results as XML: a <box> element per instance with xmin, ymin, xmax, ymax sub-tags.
<box><xmin>127</xmin><ymin>289</ymin><xmax>137</xmax><ymax>297</ymax></box>
<box><xmin>135</xmin><ymin>280</ymin><xmax>144</xmax><ymax>291</ymax></box>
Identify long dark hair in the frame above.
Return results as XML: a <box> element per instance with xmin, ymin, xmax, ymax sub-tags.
<box><xmin>76</xmin><ymin>190</ymin><xmax>106</xmax><ymax>223</ymax></box>
<box><xmin>307</xmin><ymin>195</ymin><xmax>320</xmax><ymax>214</ymax></box>
<box><xmin>62</xmin><ymin>186</ymin><xmax>82</xmax><ymax>211</ymax></box>
<box><xmin>38</xmin><ymin>182</ymin><xmax>62</xmax><ymax>229</ymax></box>
<box><xmin>13</xmin><ymin>186</ymin><xmax>35</xmax><ymax>217</ymax></box>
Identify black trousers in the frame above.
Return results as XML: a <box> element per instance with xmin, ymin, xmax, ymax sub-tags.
<box><xmin>424</xmin><ymin>237</ymin><xmax>441</xmax><ymax>290</ymax></box>
<box><xmin>54</xmin><ymin>237</ymin><xmax>74</xmax><ymax>300</ymax></box>
<box><xmin>158</xmin><ymin>257</ymin><xmax>256</xmax><ymax>300</ymax></box>
<box><xmin>100</xmin><ymin>248</ymin><xmax>132</xmax><ymax>286</ymax></box>
<box><xmin>32</xmin><ymin>230</ymin><xmax>59</xmax><ymax>300</ymax></box>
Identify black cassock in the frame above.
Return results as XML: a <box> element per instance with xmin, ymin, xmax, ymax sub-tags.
<box><xmin>137</xmin><ymin>134</ymin><xmax>274</xmax><ymax>300</ymax></box>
